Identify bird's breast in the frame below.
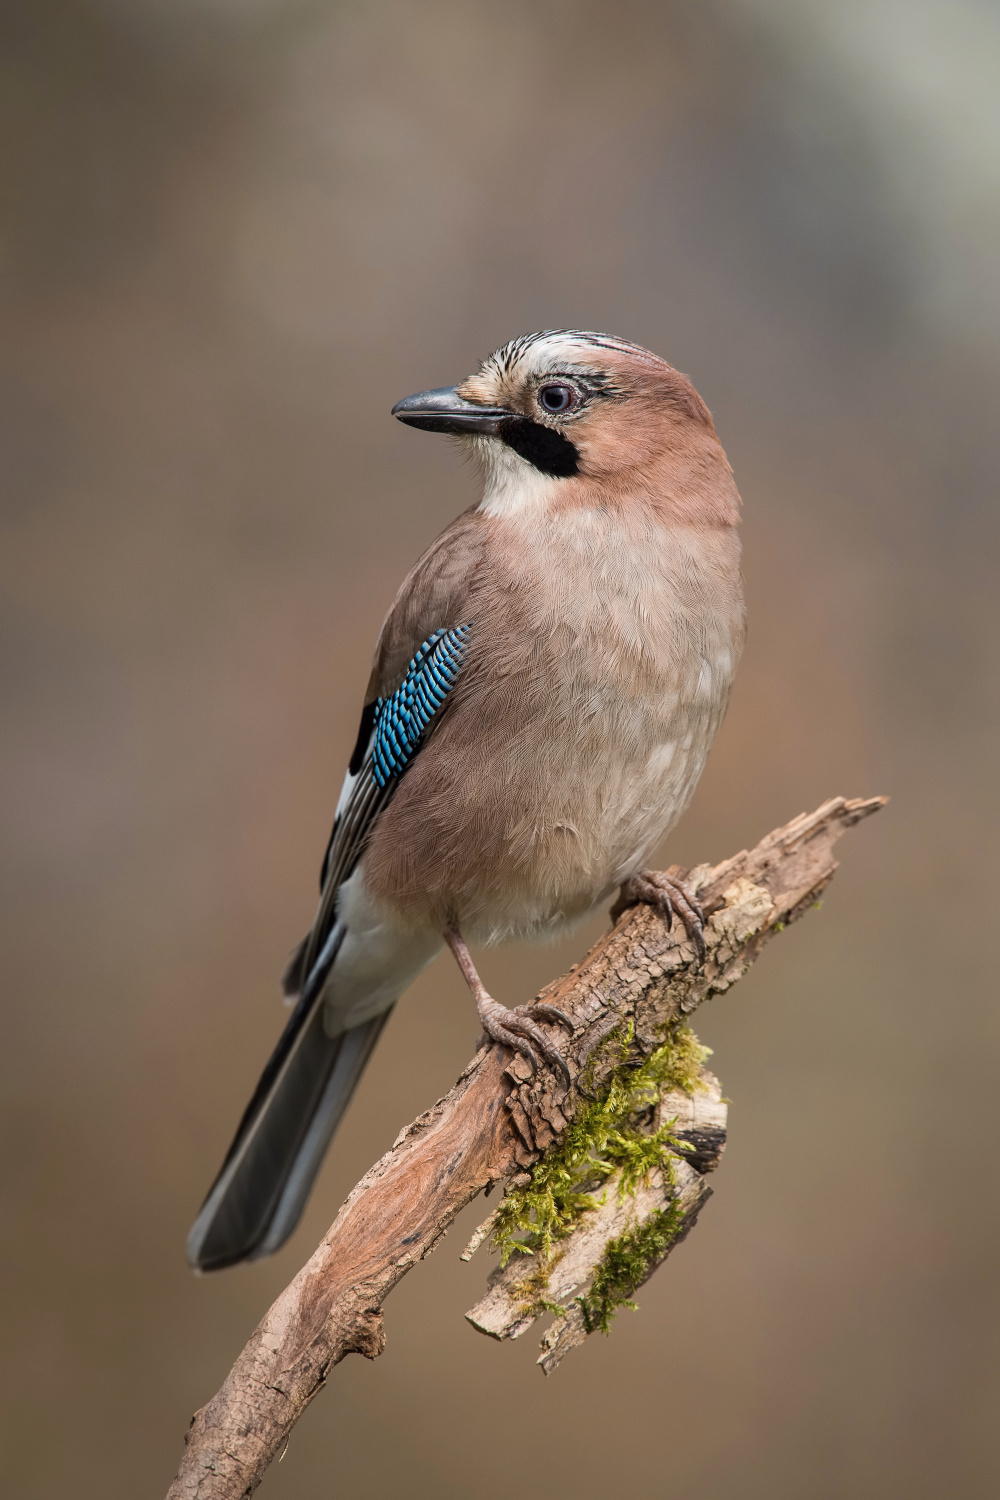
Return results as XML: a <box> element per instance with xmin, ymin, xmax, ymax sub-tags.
<box><xmin>363</xmin><ymin>505</ymin><xmax>744</xmax><ymax>941</ymax></box>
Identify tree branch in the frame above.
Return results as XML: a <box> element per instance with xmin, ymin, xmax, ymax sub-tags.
<box><xmin>167</xmin><ymin>796</ymin><xmax>884</xmax><ymax>1500</ymax></box>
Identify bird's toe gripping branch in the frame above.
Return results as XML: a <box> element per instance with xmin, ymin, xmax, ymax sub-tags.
<box><xmin>478</xmin><ymin>997</ymin><xmax>572</xmax><ymax>1085</ymax></box>
<box><xmin>612</xmin><ymin>867</ymin><xmax>707</xmax><ymax>960</ymax></box>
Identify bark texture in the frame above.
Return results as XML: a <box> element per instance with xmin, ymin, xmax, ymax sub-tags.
<box><xmin>167</xmin><ymin>795</ymin><xmax>884</xmax><ymax>1500</ymax></box>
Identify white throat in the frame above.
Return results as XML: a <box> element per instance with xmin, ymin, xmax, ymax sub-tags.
<box><xmin>473</xmin><ymin>437</ymin><xmax>566</xmax><ymax>520</ymax></box>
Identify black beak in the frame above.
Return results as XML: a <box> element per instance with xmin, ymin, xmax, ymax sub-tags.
<box><xmin>391</xmin><ymin>386</ymin><xmax>512</xmax><ymax>435</ymax></box>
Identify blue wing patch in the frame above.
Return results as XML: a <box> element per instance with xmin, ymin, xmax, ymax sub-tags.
<box><xmin>371</xmin><ymin>625</ymin><xmax>471</xmax><ymax>788</ymax></box>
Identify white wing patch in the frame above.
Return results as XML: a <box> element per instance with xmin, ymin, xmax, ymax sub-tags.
<box><xmin>334</xmin><ymin>765</ymin><xmax>361</xmax><ymax>821</ymax></box>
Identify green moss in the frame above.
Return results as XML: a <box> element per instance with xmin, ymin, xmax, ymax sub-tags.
<box><xmin>491</xmin><ymin>1022</ymin><xmax>710</xmax><ymax>1290</ymax></box>
<box><xmin>577</xmin><ymin>1200</ymin><xmax>687</xmax><ymax>1334</ymax></box>
<box><xmin>508</xmin><ymin>1260</ymin><xmax>570</xmax><ymax>1322</ymax></box>
<box><xmin>575</xmin><ymin>1018</ymin><xmax>631</xmax><ymax>1095</ymax></box>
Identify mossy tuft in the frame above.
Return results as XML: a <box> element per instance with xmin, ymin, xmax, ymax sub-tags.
<box><xmin>490</xmin><ymin>1021</ymin><xmax>710</xmax><ymax>1306</ymax></box>
<box><xmin>577</xmin><ymin>1200</ymin><xmax>687</xmax><ymax>1334</ymax></box>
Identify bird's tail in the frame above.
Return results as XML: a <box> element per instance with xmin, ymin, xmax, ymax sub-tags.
<box><xmin>187</xmin><ymin>935</ymin><xmax>391</xmax><ymax>1272</ymax></box>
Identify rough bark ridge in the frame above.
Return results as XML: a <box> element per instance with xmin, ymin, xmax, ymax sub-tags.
<box><xmin>167</xmin><ymin>796</ymin><xmax>884</xmax><ymax>1500</ymax></box>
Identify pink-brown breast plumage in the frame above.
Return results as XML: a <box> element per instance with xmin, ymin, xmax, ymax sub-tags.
<box><xmin>362</xmin><ymin>492</ymin><xmax>744</xmax><ymax>942</ymax></box>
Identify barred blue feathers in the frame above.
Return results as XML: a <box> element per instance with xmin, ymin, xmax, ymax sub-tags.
<box><xmin>371</xmin><ymin>625</ymin><xmax>471</xmax><ymax>788</ymax></box>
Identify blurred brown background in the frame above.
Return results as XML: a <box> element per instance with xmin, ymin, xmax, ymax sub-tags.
<box><xmin>1</xmin><ymin>1</ymin><xmax>997</xmax><ymax>1495</ymax></box>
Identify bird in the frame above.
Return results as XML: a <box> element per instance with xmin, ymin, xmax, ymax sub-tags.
<box><xmin>187</xmin><ymin>329</ymin><xmax>745</xmax><ymax>1272</ymax></box>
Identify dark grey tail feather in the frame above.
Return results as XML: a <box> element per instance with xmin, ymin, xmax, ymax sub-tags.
<box><xmin>281</xmin><ymin>933</ymin><xmax>310</xmax><ymax>998</ymax></box>
<box><xmin>251</xmin><ymin>1014</ymin><xmax>391</xmax><ymax>1259</ymax></box>
<box><xmin>187</xmin><ymin>951</ymin><xmax>392</xmax><ymax>1271</ymax></box>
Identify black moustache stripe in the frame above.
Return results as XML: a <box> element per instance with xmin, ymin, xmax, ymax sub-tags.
<box><xmin>499</xmin><ymin>418</ymin><xmax>579</xmax><ymax>477</ymax></box>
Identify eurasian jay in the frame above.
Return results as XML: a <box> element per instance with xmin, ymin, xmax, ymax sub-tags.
<box><xmin>187</xmin><ymin>330</ymin><xmax>745</xmax><ymax>1272</ymax></box>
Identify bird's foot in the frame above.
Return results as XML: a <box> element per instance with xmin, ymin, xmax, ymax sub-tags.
<box><xmin>444</xmin><ymin>924</ymin><xmax>572</xmax><ymax>1083</ymax></box>
<box><xmin>611</xmin><ymin>868</ymin><xmax>707</xmax><ymax>961</ymax></box>
<box><xmin>476</xmin><ymin>995</ymin><xmax>572</xmax><ymax>1085</ymax></box>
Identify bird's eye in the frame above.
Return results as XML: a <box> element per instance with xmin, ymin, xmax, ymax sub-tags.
<box><xmin>538</xmin><ymin>383</ymin><xmax>577</xmax><ymax>415</ymax></box>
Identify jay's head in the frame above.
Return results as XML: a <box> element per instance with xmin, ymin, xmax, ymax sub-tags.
<box><xmin>392</xmin><ymin>330</ymin><xmax>738</xmax><ymax>525</ymax></box>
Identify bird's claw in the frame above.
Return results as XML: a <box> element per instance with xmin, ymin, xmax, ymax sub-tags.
<box><xmin>477</xmin><ymin>996</ymin><xmax>572</xmax><ymax>1086</ymax></box>
<box><xmin>612</xmin><ymin>868</ymin><xmax>707</xmax><ymax>961</ymax></box>
<box><xmin>519</xmin><ymin>1000</ymin><xmax>573</xmax><ymax>1030</ymax></box>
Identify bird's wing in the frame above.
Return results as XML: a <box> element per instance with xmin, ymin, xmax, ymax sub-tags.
<box><xmin>282</xmin><ymin>508</ymin><xmax>485</xmax><ymax>1001</ymax></box>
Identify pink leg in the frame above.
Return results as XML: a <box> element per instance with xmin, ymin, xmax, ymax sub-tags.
<box><xmin>443</xmin><ymin>926</ymin><xmax>571</xmax><ymax>1082</ymax></box>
